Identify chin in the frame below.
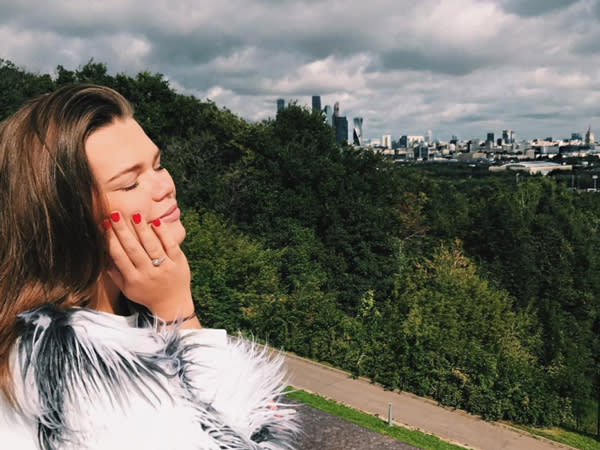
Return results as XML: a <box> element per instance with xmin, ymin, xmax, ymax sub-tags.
<box><xmin>170</xmin><ymin>220</ymin><xmax>186</xmax><ymax>244</ymax></box>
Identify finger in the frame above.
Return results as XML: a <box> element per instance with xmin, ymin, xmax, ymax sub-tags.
<box><xmin>109</xmin><ymin>211</ymin><xmax>150</xmax><ymax>268</ymax></box>
<box><xmin>131</xmin><ymin>212</ymin><xmax>166</xmax><ymax>261</ymax></box>
<box><xmin>104</xmin><ymin>219</ymin><xmax>136</xmax><ymax>276</ymax></box>
<box><xmin>150</xmin><ymin>217</ymin><xmax>183</xmax><ymax>259</ymax></box>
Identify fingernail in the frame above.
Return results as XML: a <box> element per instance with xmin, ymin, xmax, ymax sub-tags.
<box><xmin>110</xmin><ymin>211</ymin><xmax>120</xmax><ymax>222</ymax></box>
<box><xmin>132</xmin><ymin>213</ymin><xmax>142</xmax><ymax>224</ymax></box>
<box><xmin>152</xmin><ymin>218</ymin><xmax>161</xmax><ymax>227</ymax></box>
<box><xmin>102</xmin><ymin>219</ymin><xmax>111</xmax><ymax>230</ymax></box>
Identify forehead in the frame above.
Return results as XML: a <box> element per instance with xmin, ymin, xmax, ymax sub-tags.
<box><xmin>85</xmin><ymin>117</ymin><xmax>156</xmax><ymax>183</ymax></box>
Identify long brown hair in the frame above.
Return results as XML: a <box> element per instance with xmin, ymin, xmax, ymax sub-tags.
<box><xmin>0</xmin><ymin>84</ymin><xmax>133</xmax><ymax>403</ymax></box>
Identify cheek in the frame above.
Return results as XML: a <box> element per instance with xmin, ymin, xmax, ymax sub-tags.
<box><xmin>105</xmin><ymin>190</ymin><xmax>152</xmax><ymax>221</ymax></box>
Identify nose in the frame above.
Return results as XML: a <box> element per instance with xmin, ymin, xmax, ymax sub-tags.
<box><xmin>152</xmin><ymin>169</ymin><xmax>175</xmax><ymax>201</ymax></box>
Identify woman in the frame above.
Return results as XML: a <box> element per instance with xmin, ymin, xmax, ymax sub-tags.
<box><xmin>0</xmin><ymin>84</ymin><xmax>297</xmax><ymax>449</ymax></box>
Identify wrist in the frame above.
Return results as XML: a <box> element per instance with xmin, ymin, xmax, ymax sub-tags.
<box><xmin>150</xmin><ymin>296</ymin><xmax>195</xmax><ymax>322</ymax></box>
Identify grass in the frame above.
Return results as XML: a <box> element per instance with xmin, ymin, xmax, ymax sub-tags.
<box><xmin>285</xmin><ymin>387</ymin><xmax>467</xmax><ymax>450</ymax></box>
<box><xmin>514</xmin><ymin>424</ymin><xmax>600</xmax><ymax>450</ymax></box>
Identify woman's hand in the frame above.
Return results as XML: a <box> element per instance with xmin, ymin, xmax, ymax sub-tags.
<box><xmin>103</xmin><ymin>211</ymin><xmax>194</xmax><ymax>322</ymax></box>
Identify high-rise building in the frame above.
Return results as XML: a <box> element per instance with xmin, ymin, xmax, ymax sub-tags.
<box><xmin>572</xmin><ymin>132</ymin><xmax>583</xmax><ymax>141</ymax></box>
<box><xmin>353</xmin><ymin>117</ymin><xmax>363</xmax><ymax>146</ymax></box>
<box><xmin>486</xmin><ymin>132</ymin><xmax>495</xmax><ymax>144</ymax></box>
<box><xmin>312</xmin><ymin>96</ymin><xmax>321</xmax><ymax>113</ymax></box>
<box><xmin>501</xmin><ymin>129</ymin><xmax>515</xmax><ymax>144</ymax></box>
<box><xmin>335</xmin><ymin>116</ymin><xmax>348</xmax><ymax>144</ymax></box>
<box><xmin>276</xmin><ymin>98</ymin><xmax>285</xmax><ymax>112</ymax></box>
<box><xmin>324</xmin><ymin>105</ymin><xmax>333</xmax><ymax>126</ymax></box>
<box><xmin>586</xmin><ymin>125</ymin><xmax>595</xmax><ymax>145</ymax></box>
<box><xmin>382</xmin><ymin>134</ymin><xmax>392</xmax><ymax>149</ymax></box>
<box><xmin>333</xmin><ymin>102</ymin><xmax>340</xmax><ymax>120</ymax></box>
<box><xmin>426</xmin><ymin>129</ymin><xmax>432</xmax><ymax>144</ymax></box>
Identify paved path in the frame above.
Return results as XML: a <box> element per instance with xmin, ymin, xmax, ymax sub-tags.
<box><xmin>284</xmin><ymin>352</ymin><xmax>573</xmax><ymax>450</ymax></box>
<box><xmin>295</xmin><ymin>402</ymin><xmax>418</xmax><ymax>450</ymax></box>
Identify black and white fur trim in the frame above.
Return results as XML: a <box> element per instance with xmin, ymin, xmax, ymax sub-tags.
<box><xmin>4</xmin><ymin>305</ymin><xmax>298</xmax><ymax>450</ymax></box>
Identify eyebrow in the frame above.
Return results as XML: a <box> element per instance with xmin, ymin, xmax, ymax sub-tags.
<box><xmin>107</xmin><ymin>148</ymin><xmax>161</xmax><ymax>184</ymax></box>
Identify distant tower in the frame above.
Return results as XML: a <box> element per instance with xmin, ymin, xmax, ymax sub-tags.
<box><xmin>586</xmin><ymin>124</ymin><xmax>595</xmax><ymax>145</ymax></box>
<box><xmin>486</xmin><ymin>132</ymin><xmax>494</xmax><ymax>144</ymax></box>
<box><xmin>335</xmin><ymin>116</ymin><xmax>348</xmax><ymax>144</ymax></box>
<box><xmin>426</xmin><ymin>129</ymin><xmax>432</xmax><ymax>144</ymax></box>
<box><xmin>333</xmin><ymin>102</ymin><xmax>340</xmax><ymax>120</ymax></box>
<box><xmin>312</xmin><ymin>96</ymin><xmax>321</xmax><ymax>113</ymax></box>
<box><xmin>277</xmin><ymin>98</ymin><xmax>285</xmax><ymax>112</ymax></box>
<box><xmin>353</xmin><ymin>117</ymin><xmax>363</xmax><ymax>146</ymax></box>
<box><xmin>324</xmin><ymin>105</ymin><xmax>333</xmax><ymax>126</ymax></box>
<box><xmin>382</xmin><ymin>134</ymin><xmax>392</xmax><ymax>149</ymax></box>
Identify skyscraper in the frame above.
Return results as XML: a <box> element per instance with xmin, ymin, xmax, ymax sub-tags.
<box><xmin>586</xmin><ymin>125</ymin><xmax>595</xmax><ymax>145</ymax></box>
<box><xmin>324</xmin><ymin>105</ymin><xmax>333</xmax><ymax>126</ymax></box>
<box><xmin>353</xmin><ymin>117</ymin><xmax>363</xmax><ymax>146</ymax></box>
<box><xmin>502</xmin><ymin>129</ymin><xmax>514</xmax><ymax>144</ymax></box>
<box><xmin>312</xmin><ymin>96</ymin><xmax>321</xmax><ymax>113</ymax></box>
<box><xmin>277</xmin><ymin>98</ymin><xmax>285</xmax><ymax>112</ymax></box>
<box><xmin>426</xmin><ymin>129</ymin><xmax>432</xmax><ymax>144</ymax></box>
<box><xmin>335</xmin><ymin>116</ymin><xmax>348</xmax><ymax>144</ymax></box>
<box><xmin>382</xmin><ymin>134</ymin><xmax>392</xmax><ymax>149</ymax></box>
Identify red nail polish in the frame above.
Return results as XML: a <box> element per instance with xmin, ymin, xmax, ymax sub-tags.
<box><xmin>110</xmin><ymin>212</ymin><xmax>120</xmax><ymax>222</ymax></box>
<box><xmin>102</xmin><ymin>219</ymin><xmax>111</xmax><ymax>230</ymax></box>
<box><xmin>152</xmin><ymin>218</ymin><xmax>161</xmax><ymax>227</ymax></box>
<box><xmin>132</xmin><ymin>213</ymin><xmax>142</xmax><ymax>224</ymax></box>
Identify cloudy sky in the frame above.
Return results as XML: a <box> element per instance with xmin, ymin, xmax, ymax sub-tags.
<box><xmin>2</xmin><ymin>0</ymin><xmax>600</xmax><ymax>140</ymax></box>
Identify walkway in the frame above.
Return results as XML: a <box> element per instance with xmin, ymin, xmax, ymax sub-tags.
<box><xmin>283</xmin><ymin>352</ymin><xmax>573</xmax><ymax>450</ymax></box>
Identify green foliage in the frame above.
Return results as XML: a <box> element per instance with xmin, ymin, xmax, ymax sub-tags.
<box><xmin>181</xmin><ymin>209</ymin><xmax>280</xmax><ymax>331</ymax></box>
<box><xmin>0</xmin><ymin>59</ymin><xmax>55</xmax><ymax>120</ymax></box>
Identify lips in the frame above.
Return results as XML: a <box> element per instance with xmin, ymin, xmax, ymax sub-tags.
<box><xmin>157</xmin><ymin>204</ymin><xmax>181</xmax><ymax>223</ymax></box>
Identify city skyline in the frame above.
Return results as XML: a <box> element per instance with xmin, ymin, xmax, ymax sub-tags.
<box><xmin>3</xmin><ymin>0</ymin><xmax>600</xmax><ymax>140</ymax></box>
<box><xmin>279</xmin><ymin>96</ymin><xmax>595</xmax><ymax>144</ymax></box>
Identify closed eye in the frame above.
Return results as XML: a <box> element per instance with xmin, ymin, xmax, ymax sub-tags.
<box><xmin>122</xmin><ymin>182</ymin><xmax>139</xmax><ymax>191</ymax></box>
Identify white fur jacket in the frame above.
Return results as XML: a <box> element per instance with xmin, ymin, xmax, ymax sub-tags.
<box><xmin>0</xmin><ymin>305</ymin><xmax>298</xmax><ymax>450</ymax></box>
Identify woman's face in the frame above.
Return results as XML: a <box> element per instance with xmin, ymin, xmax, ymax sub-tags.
<box><xmin>86</xmin><ymin>117</ymin><xmax>186</xmax><ymax>244</ymax></box>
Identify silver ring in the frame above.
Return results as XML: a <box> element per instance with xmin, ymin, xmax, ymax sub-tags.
<box><xmin>151</xmin><ymin>256</ymin><xmax>166</xmax><ymax>267</ymax></box>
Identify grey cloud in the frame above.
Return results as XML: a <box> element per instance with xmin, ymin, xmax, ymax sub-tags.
<box><xmin>149</xmin><ymin>31</ymin><xmax>244</xmax><ymax>66</ymax></box>
<box><xmin>497</xmin><ymin>0</ymin><xmax>582</xmax><ymax>17</ymax></box>
<box><xmin>375</xmin><ymin>48</ymin><xmax>491</xmax><ymax>76</ymax></box>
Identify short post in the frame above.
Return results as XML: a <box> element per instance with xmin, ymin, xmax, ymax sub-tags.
<box><xmin>387</xmin><ymin>403</ymin><xmax>393</xmax><ymax>426</ymax></box>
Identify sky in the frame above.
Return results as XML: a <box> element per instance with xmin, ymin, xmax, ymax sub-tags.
<box><xmin>2</xmin><ymin>0</ymin><xmax>600</xmax><ymax>141</ymax></box>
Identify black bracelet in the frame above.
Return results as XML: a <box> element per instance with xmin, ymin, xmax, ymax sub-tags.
<box><xmin>161</xmin><ymin>311</ymin><xmax>197</xmax><ymax>326</ymax></box>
